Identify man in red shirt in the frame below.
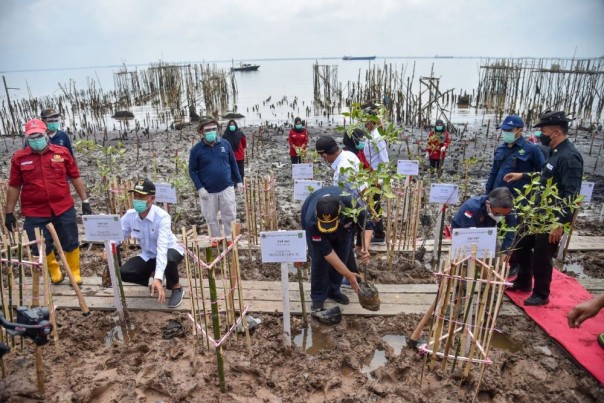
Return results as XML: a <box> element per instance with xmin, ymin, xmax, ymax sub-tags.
<box><xmin>4</xmin><ymin>118</ymin><xmax>92</xmax><ymax>284</ymax></box>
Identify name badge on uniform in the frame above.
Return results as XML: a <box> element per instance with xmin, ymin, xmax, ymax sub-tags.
<box><xmin>51</xmin><ymin>154</ymin><xmax>64</xmax><ymax>163</ymax></box>
<box><xmin>221</xmin><ymin>146</ymin><xmax>225</xmax><ymax>152</ymax></box>
<box><xmin>546</xmin><ymin>163</ymin><xmax>554</xmax><ymax>170</ymax></box>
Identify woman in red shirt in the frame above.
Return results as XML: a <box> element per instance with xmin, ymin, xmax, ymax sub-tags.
<box><xmin>288</xmin><ymin>117</ymin><xmax>308</xmax><ymax>164</ymax></box>
<box><xmin>222</xmin><ymin>119</ymin><xmax>247</xmax><ymax>178</ymax></box>
<box><xmin>425</xmin><ymin>119</ymin><xmax>451</xmax><ymax>174</ymax></box>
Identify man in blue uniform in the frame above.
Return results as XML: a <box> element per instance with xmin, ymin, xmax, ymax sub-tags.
<box><xmin>40</xmin><ymin>108</ymin><xmax>75</xmax><ymax>157</ymax></box>
<box><xmin>486</xmin><ymin>115</ymin><xmax>544</xmax><ymax>276</ymax></box>
<box><xmin>504</xmin><ymin>111</ymin><xmax>583</xmax><ymax>306</ymax></box>
<box><xmin>301</xmin><ymin>186</ymin><xmax>370</xmax><ymax>311</ymax></box>
<box><xmin>451</xmin><ymin>187</ymin><xmax>517</xmax><ymax>253</ymax></box>
<box><xmin>189</xmin><ymin>118</ymin><xmax>243</xmax><ymax>239</ymax></box>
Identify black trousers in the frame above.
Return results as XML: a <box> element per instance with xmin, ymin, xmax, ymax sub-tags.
<box><xmin>514</xmin><ymin>233</ymin><xmax>558</xmax><ymax>298</ymax></box>
<box><xmin>236</xmin><ymin>159</ymin><xmax>245</xmax><ymax>179</ymax></box>
<box><xmin>291</xmin><ymin>156</ymin><xmax>302</xmax><ymax>164</ymax></box>
<box><xmin>120</xmin><ymin>248</ymin><xmax>183</xmax><ymax>289</ymax></box>
<box><xmin>429</xmin><ymin>158</ymin><xmax>443</xmax><ymax>170</ymax></box>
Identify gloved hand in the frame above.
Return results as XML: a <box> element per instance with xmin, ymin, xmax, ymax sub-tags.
<box><xmin>82</xmin><ymin>201</ymin><xmax>92</xmax><ymax>215</ymax></box>
<box><xmin>5</xmin><ymin>213</ymin><xmax>16</xmax><ymax>231</ymax></box>
<box><xmin>440</xmin><ymin>146</ymin><xmax>446</xmax><ymax>153</ymax></box>
<box><xmin>424</xmin><ymin>152</ymin><xmax>429</xmax><ymax>159</ymax></box>
<box><xmin>236</xmin><ymin>183</ymin><xmax>244</xmax><ymax>192</ymax></box>
<box><xmin>198</xmin><ymin>187</ymin><xmax>210</xmax><ymax>201</ymax></box>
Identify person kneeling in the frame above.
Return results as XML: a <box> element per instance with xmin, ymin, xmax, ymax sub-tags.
<box><xmin>120</xmin><ymin>179</ymin><xmax>185</xmax><ymax>308</ymax></box>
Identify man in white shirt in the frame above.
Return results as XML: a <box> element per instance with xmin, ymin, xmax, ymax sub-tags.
<box><xmin>363</xmin><ymin>116</ymin><xmax>389</xmax><ymax>243</ymax></box>
<box><xmin>120</xmin><ymin>179</ymin><xmax>186</xmax><ymax>308</ymax></box>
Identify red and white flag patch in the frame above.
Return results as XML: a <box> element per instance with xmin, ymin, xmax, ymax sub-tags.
<box><xmin>464</xmin><ymin>211</ymin><xmax>473</xmax><ymax>219</ymax></box>
<box><xmin>312</xmin><ymin>235</ymin><xmax>322</xmax><ymax>242</ymax></box>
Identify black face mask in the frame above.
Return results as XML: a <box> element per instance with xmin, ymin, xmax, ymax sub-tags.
<box><xmin>539</xmin><ymin>133</ymin><xmax>552</xmax><ymax>146</ymax></box>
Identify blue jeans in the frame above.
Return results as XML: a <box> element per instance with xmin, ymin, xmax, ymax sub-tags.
<box><xmin>24</xmin><ymin>206</ymin><xmax>79</xmax><ymax>256</ymax></box>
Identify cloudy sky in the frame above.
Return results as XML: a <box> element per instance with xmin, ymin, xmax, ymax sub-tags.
<box><xmin>1</xmin><ymin>0</ymin><xmax>603</xmax><ymax>72</ymax></box>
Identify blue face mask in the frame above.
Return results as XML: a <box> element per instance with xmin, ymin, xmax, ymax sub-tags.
<box><xmin>46</xmin><ymin>122</ymin><xmax>60</xmax><ymax>132</ymax></box>
<box><xmin>295</xmin><ymin>124</ymin><xmax>303</xmax><ymax>130</ymax></box>
<box><xmin>435</xmin><ymin>125</ymin><xmax>443</xmax><ymax>131</ymax></box>
<box><xmin>229</xmin><ymin>125</ymin><xmax>236</xmax><ymax>132</ymax></box>
<box><xmin>534</xmin><ymin>130</ymin><xmax>542</xmax><ymax>137</ymax></box>
<box><xmin>356</xmin><ymin>142</ymin><xmax>365</xmax><ymax>150</ymax></box>
<box><xmin>29</xmin><ymin>137</ymin><xmax>48</xmax><ymax>151</ymax></box>
<box><xmin>205</xmin><ymin>131</ymin><xmax>217</xmax><ymax>143</ymax></box>
<box><xmin>502</xmin><ymin>131</ymin><xmax>516</xmax><ymax>144</ymax></box>
<box><xmin>133</xmin><ymin>199</ymin><xmax>148</xmax><ymax>213</ymax></box>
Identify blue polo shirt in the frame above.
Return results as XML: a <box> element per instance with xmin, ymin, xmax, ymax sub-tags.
<box><xmin>188</xmin><ymin>139</ymin><xmax>242</xmax><ymax>193</ymax></box>
<box><xmin>49</xmin><ymin>130</ymin><xmax>74</xmax><ymax>157</ymax></box>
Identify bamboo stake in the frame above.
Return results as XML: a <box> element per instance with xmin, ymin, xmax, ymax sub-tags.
<box><xmin>206</xmin><ymin>246</ymin><xmax>226</xmax><ymax>392</ymax></box>
<box><xmin>182</xmin><ymin>228</ymin><xmax>199</xmax><ymax>340</ymax></box>
<box><xmin>231</xmin><ymin>223</ymin><xmax>251</xmax><ymax>354</ymax></box>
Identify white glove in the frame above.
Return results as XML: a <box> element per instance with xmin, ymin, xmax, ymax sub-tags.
<box><xmin>424</xmin><ymin>152</ymin><xmax>429</xmax><ymax>159</ymax></box>
<box><xmin>198</xmin><ymin>188</ymin><xmax>210</xmax><ymax>201</ymax></box>
<box><xmin>440</xmin><ymin>146</ymin><xmax>446</xmax><ymax>153</ymax></box>
<box><xmin>236</xmin><ymin>182</ymin><xmax>244</xmax><ymax>191</ymax></box>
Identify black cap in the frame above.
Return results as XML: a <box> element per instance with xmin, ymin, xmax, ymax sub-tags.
<box><xmin>315</xmin><ymin>136</ymin><xmax>339</xmax><ymax>154</ymax></box>
<box><xmin>316</xmin><ymin>195</ymin><xmax>342</xmax><ymax>233</ymax></box>
<box><xmin>129</xmin><ymin>179</ymin><xmax>156</xmax><ymax>195</ymax></box>
<box><xmin>533</xmin><ymin>110</ymin><xmax>573</xmax><ymax>128</ymax></box>
<box><xmin>41</xmin><ymin>108</ymin><xmax>60</xmax><ymax>119</ymax></box>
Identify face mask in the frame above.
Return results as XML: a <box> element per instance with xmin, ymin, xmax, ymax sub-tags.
<box><xmin>356</xmin><ymin>142</ymin><xmax>365</xmax><ymax>150</ymax></box>
<box><xmin>534</xmin><ymin>131</ymin><xmax>542</xmax><ymax>138</ymax></box>
<box><xmin>488</xmin><ymin>213</ymin><xmax>503</xmax><ymax>223</ymax></box>
<box><xmin>229</xmin><ymin>125</ymin><xmax>236</xmax><ymax>132</ymax></box>
<box><xmin>295</xmin><ymin>124</ymin><xmax>303</xmax><ymax>130</ymax></box>
<box><xmin>133</xmin><ymin>199</ymin><xmax>148</xmax><ymax>213</ymax></box>
<box><xmin>502</xmin><ymin>131</ymin><xmax>516</xmax><ymax>144</ymax></box>
<box><xmin>46</xmin><ymin>122</ymin><xmax>60</xmax><ymax>132</ymax></box>
<box><xmin>539</xmin><ymin>132</ymin><xmax>552</xmax><ymax>146</ymax></box>
<box><xmin>29</xmin><ymin>137</ymin><xmax>48</xmax><ymax>151</ymax></box>
<box><xmin>205</xmin><ymin>131</ymin><xmax>217</xmax><ymax>143</ymax></box>
<box><xmin>435</xmin><ymin>125</ymin><xmax>443</xmax><ymax>131</ymax></box>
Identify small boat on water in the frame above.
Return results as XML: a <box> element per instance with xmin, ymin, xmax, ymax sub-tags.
<box><xmin>342</xmin><ymin>56</ymin><xmax>376</xmax><ymax>61</ymax></box>
<box><xmin>231</xmin><ymin>63</ymin><xmax>260</xmax><ymax>72</ymax></box>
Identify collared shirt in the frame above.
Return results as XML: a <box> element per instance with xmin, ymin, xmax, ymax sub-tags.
<box><xmin>8</xmin><ymin>144</ymin><xmax>80</xmax><ymax>217</ymax></box>
<box><xmin>486</xmin><ymin>136</ymin><xmax>545</xmax><ymax>195</ymax></box>
<box><xmin>331</xmin><ymin>150</ymin><xmax>368</xmax><ymax>202</ymax></box>
<box><xmin>364</xmin><ymin>128</ymin><xmax>389</xmax><ymax>170</ymax></box>
<box><xmin>121</xmin><ymin>205</ymin><xmax>185</xmax><ymax>281</ymax></box>
<box><xmin>451</xmin><ymin>195</ymin><xmax>517</xmax><ymax>251</ymax></box>
<box><xmin>48</xmin><ymin>130</ymin><xmax>74</xmax><ymax>157</ymax></box>
<box><xmin>188</xmin><ymin>138</ymin><xmax>242</xmax><ymax>193</ymax></box>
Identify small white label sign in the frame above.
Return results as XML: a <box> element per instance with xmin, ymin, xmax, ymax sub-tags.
<box><xmin>451</xmin><ymin>227</ymin><xmax>497</xmax><ymax>259</ymax></box>
<box><xmin>429</xmin><ymin>184</ymin><xmax>459</xmax><ymax>204</ymax></box>
<box><xmin>294</xmin><ymin>180</ymin><xmax>323</xmax><ymax>201</ymax></box>
<box><xmin>260</xmin><ymin>230</ymin><xmax>307</xmax><ymax>263</ymax></box>
<box><xmin>155</xmin><ymin>183</ymin><xmax>178</xmax><ymax>204</ymax></box>
<box><xmin>397</xmin><ymin>160</ymin><xmax>420</xmax><ymax>176</ymax></box>
<box><xmin>292</xmin><ymin>163</ymin><xmax>314</xmax><ymax>180</ymax></box>
<box><xmin>580</xmin><ymin>182</ymin><xmax>594</xmax><ymax>204</ymax></box>
<box><xmin>82</xmin><ymin>215</ymin><xmax>124</xmax><ymax>242</ymax></box>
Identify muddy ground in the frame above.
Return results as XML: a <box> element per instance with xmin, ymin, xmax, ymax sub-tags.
<box><xmin>1</xmin><ymin>122</ymin><xmax>603</xmax><ymax>401</ymax></box>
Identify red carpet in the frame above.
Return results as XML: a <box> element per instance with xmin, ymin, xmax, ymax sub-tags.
<box><xmin>505</xmin><ymin>269</ymin><xmax>604</xmax><ymax>384</ymax></box>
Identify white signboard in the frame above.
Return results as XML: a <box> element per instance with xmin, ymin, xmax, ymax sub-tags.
<box><xmin>292</xmin><ymin>163</ymin><xmax>314</xmax><ymax>180</ymax></box>
<box><xmin>260</xmin><ymin>230</ymin><xmax>307</xmax><ymax>263</ymax></box>
<box><xmin>450</xmin><ymin>227</ymin><xmax>498</xmax><ymax>259</ymax></box>
<box><xmin>154</xmin><ymin>183</ymin><xmax>178</xmax><ymax>204</ymax></box>
<box><xmin>82</xmin><ymin>215</ymin><xmax>124</xmax><ymax>242</ymax></box>
<box><xmin>429</xmin><ymin>184</ymin><xmax>459</xmax><ymax>204</ymax></box>
<box><xmin>580</xmin><ymin>182</ymin><xmax>594</xmax><ymax>204</ymax></box>
<box><xmin>293</xmin><ymin>180</ymin><xmax>323</xmax><ymax>202</ymax></box>
<box><xmin>397</xmin><ymin>160</ymin><xmax>420</xmax><ymax>176</ymax></box>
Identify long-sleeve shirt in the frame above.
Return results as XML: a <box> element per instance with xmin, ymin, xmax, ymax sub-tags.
<box><xmin>331</xmin><ymin>150</ymin><xmax>368</xmax><ymax>204</ymax></box>
<box><xmin>288</xmin><ymin>128</ymin><xmax>308</xmax><ymax>156</ymax></box>
<box><xmin>486</xmin><ymin>136</ymin><xmax>545</xmax><ymax>195</ymax></box>
<box><xmin>222</xmin><ymin>129</ymin><xmax>247</xmax><ymax>161</ymax></box>
<box><xmin>121</xmin><ymin>205</ymin><xmax>184</xmax><ymax>281</ymax></box>
<box><xmin>451</xmin><ymin>195</ymin><xmax>517</xmax><ymax>251</ymax></box>
<box><xmin>189</xmin><ymin>139</ymin><xmax>242</xmax><ymax>193</ymax></box>
<box><xmin>425</xmin><ymin>130</ymin><xmax>451</xmax><ymax>160</ymax></box>
<box><xmin>364</xmin><ymin>128</ymin><xmax>389</xmax><ymax>170</ymax></box>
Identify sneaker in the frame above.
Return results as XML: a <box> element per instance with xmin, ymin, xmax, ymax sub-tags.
<box><xmin>341</xmin><ymin>278</ymin><xmax>352</xmax><ymax>289</ymax></box>
<box><xmin>507</xmin><ymin>282</ymin><xmax>532</xmax><ymax>292</ymax></box>
<box><xmin>330</xmin><ymin>293</ymin><xmax>350</xmax><ymax>305</ymax></box>
<box><xmin>311</xmin><ymin>300</ymin><xmax>324</xmax><ymax>311</ymax></box>
<box><xmin>371</xmin><ymin>237</ymin><xmax>386</xmax><ymax>245</ymax></box>
<box><xmin>168</xmin><ymin>288</ymin><xmax>185</xmax><ymax>308</ymax></box>
<box><xmin>524</xmin><ymin>295</ymin><xmax>549</xmax><ymax>306</ymax></box>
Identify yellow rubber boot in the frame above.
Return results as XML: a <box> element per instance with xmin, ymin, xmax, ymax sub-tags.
<box><xmin>64</xmin><ymin>248</ymin><xmax>83</xmax><ymax>285</ymax></box>
<box><xmin>47</xmin><ymin>251</ymin><xmax>64</xmax><ymax>284</ymax></box>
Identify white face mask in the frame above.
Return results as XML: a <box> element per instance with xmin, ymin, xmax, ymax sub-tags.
<box><xmin>488</xmin><ymin>212</ymin><xmax>503</xmax><ymax>223</ymax></box>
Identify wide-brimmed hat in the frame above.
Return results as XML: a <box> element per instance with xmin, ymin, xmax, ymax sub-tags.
<box><xmin>129</xmin><ymin>179</ymin><xmax>156</xmax><ymax>195</ymax></box>
<box><xmin>533</xmin><ymin>110</ymin><xmax>573</xmax><ymax>128</ymax></box>
<box><xmin>197</xmin><ymin>117</ymin><xmax>219</xmax><ymax>132</ymax></box>
<box><xmin>41</xmin><ymin>108</ymin><xmax>60</xmax><ymax>119</ymax></box>
<box><xmin>316</xmin><ymin>194</ymin><xmax>342</xmax><ymax>233</ymax></box>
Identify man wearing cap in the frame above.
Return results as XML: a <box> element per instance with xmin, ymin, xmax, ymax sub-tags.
<box><xmin>425</xmin><ymin>119</ymin><xmax>450</xmax><ymax>174</ymax></box>
<box><xmin>40</xmin><ymin>108</ymin><xmax>74</xmax><ymax>157</ymax></box>
<box><xmin>189</xmin><ymin>118</ymin><xmax>243</xmax><ymax>239</ymax></box>
<box><xmin>120</xmin><ymin>179</ymin><xmax>186</xmax><ymax>308</ymax></box>
<box><xmin>5</xmin><ymin>118</ymin><xmax>92</xmax><ymax>284</ymax></box>
<box><xmin>486</xmin><ymin>115</ymin><xmax>544</xmax><ymax>195</ymax></box>
<box><xmin>504</xmin><ymin>111</ymin><xmax>583</xmax><ymax>306</ymax></box>
<box><xmin>301</xmin><ymin>186</ymin><xmax>373</xmax><ymax>311</ymax></box>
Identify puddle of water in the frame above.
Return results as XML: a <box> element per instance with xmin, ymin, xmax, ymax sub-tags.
<box><xmin>361</xmin><ymin>349</ymin><xmax>387</xmax><ymax>380</ymax></box>
<box><xmin>564</xmin><ymin>262</ymin><xmax>589</xmax><ymax>279</ymax></box>
<box><xmin>490</xmin><ymin>332</ymin><xmax>523</xmax><ymax>353</ymax></box>
<box><xmin>382</xmin><ymin>334</ymin><xmax>407</xmax><ymax>356</ymax></box>
<box><xmin>292</xmin><ymin>324</ymin><xmax>333</xmax><ymax>355</ymax></box>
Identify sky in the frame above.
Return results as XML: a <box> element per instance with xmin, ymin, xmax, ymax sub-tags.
<box><xmin>1</xmin><ymin>0</ymin><xmax>603</xmax><ymax>72</ymax></box>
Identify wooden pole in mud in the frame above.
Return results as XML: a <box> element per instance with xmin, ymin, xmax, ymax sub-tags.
<box><xmin>206</xmin><ymin>246</ymin><xmax>226</xmax><ymax>392</ymax></box>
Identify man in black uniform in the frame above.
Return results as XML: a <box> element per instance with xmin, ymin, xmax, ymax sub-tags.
<box><xmin>504</xmin><ymin>111</ymin><xmax>583</xmax><ymax>306</ymax></box>
<box><xmin>301</xmin><ymin>186</ymin><xmax>372</xmax><ymax>311</ymax></box>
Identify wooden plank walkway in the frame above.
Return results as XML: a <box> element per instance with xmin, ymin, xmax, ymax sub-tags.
<box><xmin>11</xmin><ymin>276</ymin><xmax>601</xmax><ymax>317</ymax></box>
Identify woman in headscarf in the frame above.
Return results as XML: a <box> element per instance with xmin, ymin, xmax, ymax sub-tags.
<box><xmin>342</xmin><ymin>128</ymin><xmax>371</xmax><ymax>170</ymax></box>
<box><xmin>288</xmin><ymin>117</ymin><xmax>309</xmax><ymax>164</ymax></box>
<box><xmin>222</xmin><ymin>119</ymin><xmax>247</xmax><ymax>179</ymax></box>
<box><xmin>425</xmin><ymin>119</ymin><xmax>451</xmax><ymax>174</ymax></box>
